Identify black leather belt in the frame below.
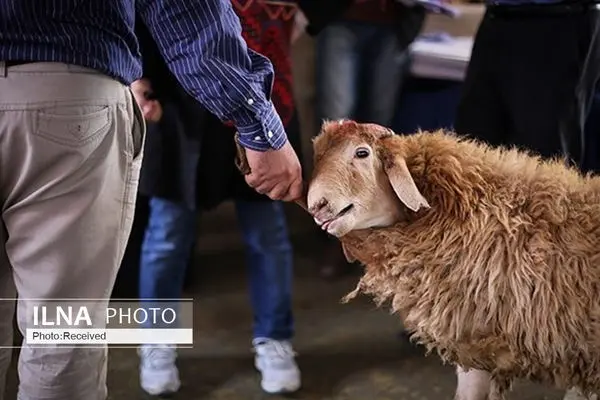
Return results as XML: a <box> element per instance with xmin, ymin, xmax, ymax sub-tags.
<box><xmin>4</xmin><ymin>60</ymin><xmax>34</xmax><ymax>67</ymax></box>
<box><xmin>488</xmin><ymin>1</ymin><xmax>600</xmax><ymax>17</ymax></box>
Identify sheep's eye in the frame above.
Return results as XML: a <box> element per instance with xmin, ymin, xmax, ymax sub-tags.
<box><xmin>355</xmin><ymin>147</ymin><xmax>370</xmax><ymax>158</ymax></box>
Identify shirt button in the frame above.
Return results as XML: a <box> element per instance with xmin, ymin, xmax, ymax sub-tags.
<box><xmin>267</xmin><ymin>131</ymin><xmax>274</xmax><ymax>138</ymax></box>
<box><xmin>254</xmin><ymin>136</ymin><xmax>261</xmax><ymax>141</ymax></box>
<box><xmin>247</xmin><ymin>98</ymin><xmax>254</xmax><ymax>105</ymax></box>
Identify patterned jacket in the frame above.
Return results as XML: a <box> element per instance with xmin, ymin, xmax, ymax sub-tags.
<box><xmin>231</xmin><ymin>0</ymin><xmax>298</xmax><ymax>126</ymax></box>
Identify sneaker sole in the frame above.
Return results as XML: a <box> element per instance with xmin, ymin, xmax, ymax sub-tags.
<box><xmin>142</xmin><ymin>385</ymin><xmax>181</xmax><ymax>398</ymax></box>
<box><xmin>141</xmin><ymin>378</ymin><xmax>181</xmax><ymax>397</ymax></box>
<box><xmin>260</xmin><ymin>381</ymin><xmax>301</xmax><ymax>395</ymax></box>
<box><xmin>255</xmin><ymin>360</ymin><xmax>301</xmax><ymax>395</ymax></box>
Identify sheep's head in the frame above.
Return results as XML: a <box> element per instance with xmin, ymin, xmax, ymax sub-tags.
<box><xmin>307</xmin><ymin>120</ymin><xmax>430</xmax><ymax>238</ymax></box>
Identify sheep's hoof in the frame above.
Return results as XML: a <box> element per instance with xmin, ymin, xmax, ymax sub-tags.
<box><xmin>488</xmin><ymin>390</ymin><xmax>506</xmax><ymax>400</ymax></box>
<box><xmin>563</xmin><ymin>388</ymin><xmax>598</xmax><ymax>400</ymax></box>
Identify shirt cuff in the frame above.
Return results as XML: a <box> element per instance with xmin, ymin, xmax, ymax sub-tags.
<box><xmin>234</xmin><ymin>102</ymin><xmax>288</xmax><ymax>151</ymax></box>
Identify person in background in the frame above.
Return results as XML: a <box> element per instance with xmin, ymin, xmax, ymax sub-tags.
<box><xmin>453</xmin><ymin>1</ymin><xmax>600</xmax><ymax>399</ymax></box>
<box><xmin>454</xmin><ymin>0</ymin><xmax>600</xmax><ymax>171</ymax></box>
<box><xmin>0</xmin><ymin>0</ymin><xmax>302</xmax><ymax>398</ymax></box>
<box><xmin>312</xmin><ymin>0</ymin><xmax>425</xmax><ymax>279</ymax></box>
<box><xmin>130</xmin><ymin>1</ymin><xmax>303</xmax><ymax>396</ymax></box>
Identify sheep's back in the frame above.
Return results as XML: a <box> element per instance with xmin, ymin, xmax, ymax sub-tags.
<box><xmin>343</xmin><ymin>133</ymin><xmax>600</xmax><ymax>391</ymax></box>
<box><xmin>345</xmin><ymin>207</ymin><xmax>600</xmax><ymax>390</ymax></box>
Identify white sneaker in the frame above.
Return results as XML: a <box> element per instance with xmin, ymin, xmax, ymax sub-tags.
<box><xmin>138</xmin><ymin>344</ymin><xmax>181</xmax><ymax>396</ymax></box>
<box><xmin>253</xmin><ymin>338</ymin><xmax>301</xmax><ymax>394</ymax></box>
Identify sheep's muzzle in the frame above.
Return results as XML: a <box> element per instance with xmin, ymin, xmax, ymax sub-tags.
<box><xmin>307</xmin><ymin>181</ymin><xmax>356</xmax><ymax>235</ymax></box>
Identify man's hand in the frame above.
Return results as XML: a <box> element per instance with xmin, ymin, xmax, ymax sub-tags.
<box><xmin>131</xmin><ymin>78</ymin><xmax>163</xmax><ymax>122</ymax></box>
<box><xmin>245</xmin><ymin>141</ymin><xmax>304</xmax><ymax>202</ymax></box>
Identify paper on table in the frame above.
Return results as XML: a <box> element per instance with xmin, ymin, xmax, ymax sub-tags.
<box><xmin>411</xmin><ymin>35</ymin><xmax>473</xmax><ymax>62</ymax></box>
<box><xmin>409</xmin><ymin>35</ymin><xmax>474</xmax><ymax>81</ymax></box>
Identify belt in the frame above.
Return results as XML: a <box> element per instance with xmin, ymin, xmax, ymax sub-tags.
<box><xmin>488</xmin><ymin>1</ymin><xmax>600</xmax><ymax>16</ymax></box>
<box><xmin>4</xmin><ymin>60</ymin><xmax>34</xmax><ymax>68</ymax></box>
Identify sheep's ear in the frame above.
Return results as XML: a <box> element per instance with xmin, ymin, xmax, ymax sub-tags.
<box><xmin>341</xmin><ymin>243</ymin><xmax>356</xmax><ymax>263</ymax></box>
<box><xmin>384</xmin><ymin>156</ymin><xmax>430</xmax><ymax>212</ymax></box>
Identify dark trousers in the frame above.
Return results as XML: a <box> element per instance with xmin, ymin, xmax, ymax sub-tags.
<box><xmin>455</xmin><ymin>4</ymin><xmax>600</xmax><ymax>166</ymax></box>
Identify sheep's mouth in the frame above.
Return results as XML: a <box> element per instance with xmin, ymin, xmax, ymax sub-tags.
<box><xmin>321</xmin><ymin>204</ymin><xmax>354</xmax><ymax>232</ymax></box>
<box><xmin>336</xmin><ymin>204</ymin><xmax>354</xmax><ymax>218</ymax></box>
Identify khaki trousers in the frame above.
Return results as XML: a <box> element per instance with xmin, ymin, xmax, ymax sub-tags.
<box><xmin>0</xmin><ymin>62</ymin><xmax>144</xmax><ymax>399</ymax></box>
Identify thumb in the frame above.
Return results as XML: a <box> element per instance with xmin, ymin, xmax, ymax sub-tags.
<box><xmin>142</xmin><ymin>103</ymin><xmax>153</xmax><ymax>113</ymax></box>
<box><xmin>245</xmin><ymin>171</ymin><xmax>263</xmax><ymax>189</ymax></box>
<box><xmin>142</xmin><ymin>102</ymin><xmax>158</xmax><ymax>119</ymax></box>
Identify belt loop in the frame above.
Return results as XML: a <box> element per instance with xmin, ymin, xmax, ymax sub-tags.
<box><xmin>0</xmin><ymin>61</ymin><xmax>6</xmax><ymax>78</ymax></box>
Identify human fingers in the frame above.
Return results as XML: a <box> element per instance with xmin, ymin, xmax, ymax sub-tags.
<box><xmin>245</xmin><ymin>172</ymin><xmax>269</xmax><ymax>193</ymax></box>
<box><xmin>266</xmin><ymin>181</ymin><xmax>291</xmax><ymax>201</ymax></box>
<box><xmin>132</xmin><ymin>94</ymin><xmax>148</xmax><ymax>110</ymax></box>
<box><xmin>131</xmin><ymin>78</ymin><xmax>151</xmax><ymax>92</ymax></box>
<box><xmin>131</xmin><ymin>80</ymin><xmax>151</xmax><ymax>100</ymax></box>
<box><xmin>143</xmin><ymin>101</ymin><xmax>163</xmax><ymax>122</ymax></box>
<box><xmin>142</xmin><ymin>103</ymin><xmax>154</xmax><ymax>119</ymax></box>
<box><xmin>131</xmin><ymin>79</ymin><xmax>158</xmax><ymax>115</ymax></box>
<box><xmin>281</xmin><ymin>177</ymin><xmax>304</xmax><ymax>202</ymax></box>
<box><xmin>255</xmin><ymin>179</ymin><xmax>277</xmax><ymax>195</ymax></box>
<box><xmin>151</xmin><ymin>102</ymin><xmax>163</xmax><ymax>121</ymax></box>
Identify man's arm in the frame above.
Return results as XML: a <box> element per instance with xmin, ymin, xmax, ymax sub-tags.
<box><xmin>137</xmin><ymin>0</ymin><xmax>285</xmax><ymax>151</ymax></box>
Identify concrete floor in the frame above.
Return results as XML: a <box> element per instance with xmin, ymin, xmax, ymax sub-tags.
<box><xmin>7</xmin><ymin>204</ymin><xmax>569</xmax><ymax>399</ymax></box>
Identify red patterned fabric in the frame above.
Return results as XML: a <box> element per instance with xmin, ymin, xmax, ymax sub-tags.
<box><xmin>231</xmin><ymin>0</ymin><xmax>297</xmax><ymax>126</ymax></box>
<box><xmin>344</xmin><ymin>0</ymin><xmax>400</xmax><ymax>23</ymax></box>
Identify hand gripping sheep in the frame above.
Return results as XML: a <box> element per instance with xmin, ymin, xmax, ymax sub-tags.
<box><xmin>234</xmin><ymin>121</ymin><xmax>600</xmax><ymax>400</ymax></box>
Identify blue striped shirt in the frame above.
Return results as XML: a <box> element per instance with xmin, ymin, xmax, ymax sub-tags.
<box><xmin>488</xmin><ymin>0</ymin><xmax>562</xmax><ymax>4</ymax></box>
<box><xmin>485</xmin><ymin>0</ymin><xmax>564</xmax><ymax>6</ymax></box>
<box><xmin>0</xmin><ymin>0</ymin><xmax>286</xmax><ymax>151</ymax></box>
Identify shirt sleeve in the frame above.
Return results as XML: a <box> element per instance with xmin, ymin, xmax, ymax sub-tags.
<box><xmin>137</xmin><ymin>0</ymin><xmax>287</xmax><ymax>151</ymax></box>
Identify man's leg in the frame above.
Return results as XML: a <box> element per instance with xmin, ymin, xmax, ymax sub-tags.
<box><xmin>234</xmin><ymin>200</ymin><xmax>300</xmax><ymax>394</ymax></box>
<box><xmin>454</xmin><ymin>15</ymin><xmax>508</xmax><ymax>146</ymax></box>
<box><xmin>0</xmin><ymin>223</ymin><xmax>16</xmax><ymax>400</ymax></box>
<box><xmin>315</xmin><ymin>21</ymin><xmax>359</xmax><ymax>123</ymax></box>
<box><xmin>0</xmin><ymin>62</ymin><xmax>143</xmax><ymax>399</ymax></box>
<box><xmin>501</xmin><ymin>9</ymin><xmax>600</xmax><ymax>165</ymax></box>
<box><xmin>360</xmin><ymin>25</ymin><xmax>410</xmax><ymax>127</ymax></box>
<box><xmin>137</xmin><ymin>197</ymin><xmax>197</xmax><ymax>396</ymax></box>
<box><xmin>454</xmin><ymin>366</ymin><xmax>491</xmax><ymax>400</ymax></box>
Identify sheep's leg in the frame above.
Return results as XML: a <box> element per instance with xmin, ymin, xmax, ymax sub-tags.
<box><xmin>563</xmin><ymin>387</ymin><xmax>598</xmax><ymax>400</ymax></box>
<box><xmin>488</xmin><ymin>379</ymin><xmax>507</xmax><ymax>400</ymax></box>
<box><xmin>454</xmin><ymin>366</ymin><xmax>492</xmax><ymax>400</ymax></box>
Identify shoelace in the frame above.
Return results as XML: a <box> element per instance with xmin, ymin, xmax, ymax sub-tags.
<box><xmin>142</xmin><ymin>345</ymin><xmax>176</xmax><ymax>368</ymax></box>
<box><xmin>254</xmin><ymin>340</ymin><xmax>297</xmax><ymax>363</ymax></box>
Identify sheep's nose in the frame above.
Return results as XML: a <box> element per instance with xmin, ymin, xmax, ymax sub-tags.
<box><xmin>309</xmin><ymin>198</ymin><xmax>329</xmax><ymax>224</ymax></box>
<box><xmin>309</xmin><ymin>198</ymin><xmax>328</xmax><ymax>214</ymax></box>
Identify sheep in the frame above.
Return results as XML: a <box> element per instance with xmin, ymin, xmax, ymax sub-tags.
<box><xmin>305</xmin><ymin>120</ymin><xmax>600</xmax><ymax>400</ymax></box>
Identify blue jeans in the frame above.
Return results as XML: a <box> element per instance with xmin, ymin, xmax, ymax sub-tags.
<box><xmin>316</xmin><ymin>20</ymin><xmax>409</xmax><ymax>126</ymax></box>
<box><xmin>139</xmin><ymin>197</ymin><xmax>294</xmax><ymax>340</ymax></box>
